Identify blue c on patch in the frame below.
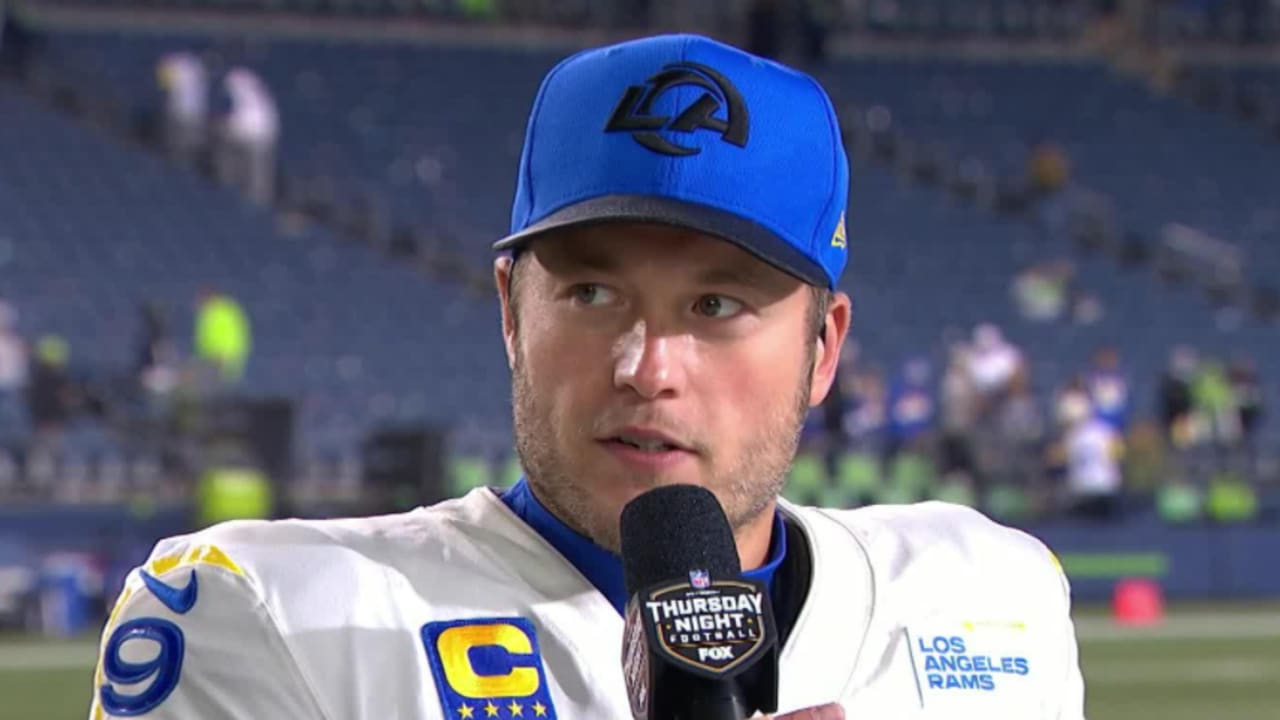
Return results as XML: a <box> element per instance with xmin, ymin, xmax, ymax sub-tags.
<box><xmin>422</xmin><ymin>617</ymin><xmax>558</xmax><ymax>719</ymax></box>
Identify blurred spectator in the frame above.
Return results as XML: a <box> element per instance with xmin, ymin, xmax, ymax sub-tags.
<box><xmin>195</xmin><ymin>288</ymin><xmax>252</xmax><ymax>385</ymax></box>
<box><xmin>884</xmin><ymin>357</ymin><xmax>935</xmax><ymax>464</ymax></box>
<box><xmin>1159</xmin><ymin>345</ymin><xmax>1197</xmax><ymax>447</ymax></box>
<box><xmin>1057</xmin><ymin>386</ymin><xmax>1124</xmax><ymax>521</ymax></box>
<box><xmin>156</xmin><ymin>51</ymin><xmax>209</xmax><ymax>165</ymax></box>
<box><xmin>940</xmin><ymin>342</ymin><xmax>981</xmax><ymax>485</ymax></box>
<box><xmin>1191</xmin><ymin>358</ymin><xmax>1240</xmax><ymax>458</ymax></box>
<box><xmin>1027</xmin><ymin>138</ymin><xmax>1072</xmax><ymax>198</ymax></box>
<box><xmin>1123</xmin><ymin>420</ymin><xmax>1167</xmax><ymax>492</ymax></box>
<box><xmin>217</xmin><ymin>67</ymin><xmax>279</xmax><ymax>206</ymax></box>
<box><xmin>967</xmin><ymin>323</ymin><xmax>1023</xmax><ymax>400</ymax></box>
<box><xmin>747</xmin><ymin>0</ymin><xmax>784</xmax><ymax>60</ymax></box>
<box><xmin>27</xmin><ymin>336</ymin><xmax>75</xmax><ymax>444</ymax></box>
<box><xmin>1054</xmin><ymin>377</ymin><xmax>1089</xmax><ymax>421</ymax></box>
<box><xmin>819</xmin><ymin>339</ymin><xmax>857</xmax><ymax>457</ymax></box>
<box><xmin>1087</xmin><ymin>346</ymin><xmax>1131</xmax><ymax>432</ymax></box>
<box><xmin>0</xmin><ymin>299</ymin><xmax>26</xmax><ymax>434</ymax></box>
<box><xmin>995</xmin><ymin>366</ymin><xmax>1046</xmax><ymax>486</ymax></box>
<box><xmin>799</xmin><ymin>0</ymin><xmax>838</xmax><ymax>63</ymax></box>
<box><xmin>135</xmin><ymin>302</ymin><xmax>178</xmax><ymax>398</ymax></box>
<box><xmin>1012</xmin><ymin>259</ymin><xmax>1074</xmax><ymax>322</ymax></box>
<box><xmin>1071</xmin><ymin>291</ymin><xmax>1105</xmax><ymax>325</ymax></box>
<box><xmin>842</xmin><ymin>365</ymin><xmax>887</xmax><ymax>452</ymax></box>
<box><xmin>0</xmin><ymin>0</ymin><xmax>40</xmax><ymax>78</ymax></box>
<box><xmin>746</xmin><ymin>0</ymin><xmax>836</xmax><ymax>64</ymax></box>
<box><xmin>1229</xmin><ymin>355</ymin><xmax>1263</xmax><ymax>466</ymax></box>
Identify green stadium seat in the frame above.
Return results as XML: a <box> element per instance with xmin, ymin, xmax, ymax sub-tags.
<box><xmin>498</xmin><ymin>455</ymin><xmax>525</xmax><ymax>489</ymax></box>
<box><xmin>816</xmin><ymin>482</ymin><xmax>862</xmax><ymax>510</ymax></box>
<box><xmin>1156</xmin><ymin>482</ymin><xmax>1202</xmax><ymax>524</ymax></box>
<box><xmin>875</xmin><ymin>478</ymin><xmax>920</xmax><ymax>505</ymax></box>
<box><xmin>985</xmin><ymin>483</ymin><xmax>1031</xmax><ymax>522</ymax></box>
<box><xmin>835</xmin><ymin>452</ymin><xmax>881</xmax><ymax>501</ymax></box>
<box><xmin>887</xmin><ymin>452</ymin><xmax>936</xmax><ymax>500</ymax></box>
<box><xmin>448</xmin><ymin>455</ymin><xmax>492</xmax><ymax>497</ymax></box>
<box><xmin>931</xmin><ymin>479</ymin><xmax>978</xmax><ymax>508</ymax></box>
<box><xmin>1206</xmin><ymin>475</ymin><xmax>1259</xmax><ymax>524</ymax></box>
<box><xmin>784</xmin><ymin>452</ymin><xmax>828</xmax><ymax>506</ymax></box>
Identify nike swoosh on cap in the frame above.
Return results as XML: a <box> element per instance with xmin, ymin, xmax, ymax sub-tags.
<box><xmin>140</xmin><ymin>568</ymin><xmax>199</xmax><ymax>615</ymax></box>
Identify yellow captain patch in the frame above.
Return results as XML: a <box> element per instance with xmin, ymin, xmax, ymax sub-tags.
<box><xmin>422</xmin><ymin>618</ymin><xmax>558</xmax><ymax>720</ymax></box>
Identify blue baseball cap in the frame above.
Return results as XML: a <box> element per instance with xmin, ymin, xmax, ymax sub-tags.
<box><xmin>494</xmin><ymin>34</ymin><xmax>850</xmax><ymax>290</ymax></box>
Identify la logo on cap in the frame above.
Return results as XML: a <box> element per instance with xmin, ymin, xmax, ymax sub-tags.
<box><xmin>604</xmin><ymin>61</ymin><xmax>749</xmax><ymax>157</ymax></box>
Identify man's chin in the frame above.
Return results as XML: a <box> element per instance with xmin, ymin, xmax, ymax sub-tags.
<box><xmin>612</xmin><ymin>471</ymin><xmax>710</xmax><ymax>499</ymax></box>
<box><xmin>603</xmin><ymin>474</ymin><xmax>723</xmax><ymax>523</ymax></box>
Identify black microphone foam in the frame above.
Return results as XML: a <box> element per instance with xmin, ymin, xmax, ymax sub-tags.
<box><xmin>620</xmin><ymin>484</ymin><xmax>741</xmax><ymax>597</ymax></box>
<box><xmin>618</xmin><ymin>485</ymin><xmax>779</xmax><ymax>720</ymax></box>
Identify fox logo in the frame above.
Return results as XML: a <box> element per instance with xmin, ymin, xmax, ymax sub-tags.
<box><xmin>697</xmin><ymin>646</ymin><xmax>734</xmax><ymax>662</ymax></box>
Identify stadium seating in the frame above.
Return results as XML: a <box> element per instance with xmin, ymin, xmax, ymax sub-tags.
<box><xmin>844</xmin><ymin>0</ymin><xmax>1092</xmax><ymax>40</ymax></box>
<box><xmin>0</xmin><ymin>83</ymin><xmax>514</xmax><ymax>471</ymax></box>
<box><xmin>815</xmin><ymin>57</ymin><xmax>1280</xmax><ymax>281</ymax></box>
<box><xmin>9</xmin><ymin>28</ymin><xmax>1279</xmax><ymax>478</ymax></box>
<box><xmin>813</xmin><ymin>57</ymin><xmax>1279</xmax><ymax>439</ymax></box>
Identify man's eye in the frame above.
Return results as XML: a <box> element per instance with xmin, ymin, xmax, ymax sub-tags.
<box><xmin>694</xmin><ymin>295</ymin><xmax>744</xmax><ymax>318</ymax></box>
<box><xmin>571</xmin><ymin>284</ymin><xmax>616</xmax><ymax>306</ymax></box>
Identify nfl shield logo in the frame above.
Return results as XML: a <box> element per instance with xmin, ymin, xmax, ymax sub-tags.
<box><xmin>689</xmin><ymin>569</ymin><xmax>710</xmax><ymax>589</ymax></box>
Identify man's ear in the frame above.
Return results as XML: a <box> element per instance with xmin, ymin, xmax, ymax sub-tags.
<box><xmin>494</xmin><ymin>255</ymin><xmax>517</xmax><ymax>371</ymax></box>
<box><xmin>809</xmin><ymin>291</ymin><xmax>853</xmax><ymax>408</ymax></box>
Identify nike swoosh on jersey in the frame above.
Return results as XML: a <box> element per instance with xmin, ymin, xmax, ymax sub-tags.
<box><xmin>140</xmin><ymin>569</ymin><xmax>199</xmax><ymax>615</ymax></box>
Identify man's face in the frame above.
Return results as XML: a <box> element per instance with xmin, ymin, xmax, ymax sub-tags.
<box><xmin>495</xmin><ymin>223</ymin><xmax>849</xmax><ymax>552</ymax></box>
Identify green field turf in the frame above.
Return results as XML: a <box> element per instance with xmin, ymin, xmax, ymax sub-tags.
<box><xmin>4</xmin><ymin>605</ymin><xmax>1279</xmax><ymax>719</ymax></box>
<box><xmin>1073</xmin><ymin>606</ymin><xmax>1280</xmax><ymax>720</ymax></box>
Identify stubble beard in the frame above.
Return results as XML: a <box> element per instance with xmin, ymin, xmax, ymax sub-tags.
<box><xmin>510</xmin><ymin>342</ymin><xmax>815</xmax><ymax>554</ymax></box>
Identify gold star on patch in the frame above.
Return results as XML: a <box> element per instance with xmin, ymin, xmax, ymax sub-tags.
<box><xmin>507</xmin><ymin>700</ymin><xmax>524</xmax><ymax>717</ymax></box>
<box><xmin>532</xmin><ymin>701</ymin><xmax>548</xmax><ymax>717</ymax></box>
<box><xmin>484</xmin><ymin>702</ymin><xmax>500</xmax><ymax>718</ymax></box>
<box><xmin>458</xmin><ymin>703</ymin><xmax>475</xmax><ymax>719</ymax></box>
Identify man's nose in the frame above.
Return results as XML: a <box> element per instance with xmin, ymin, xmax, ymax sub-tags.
<box><xmin>612</xmin><ymin>320</ymin><xmax>687</xmax><ymax>400</ymax></box>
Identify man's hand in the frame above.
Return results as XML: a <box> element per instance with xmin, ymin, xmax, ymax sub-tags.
<box><xmin>766</xmin><ymin>703</ymin><xmax>845</xmax><ymax>720</ymax></box>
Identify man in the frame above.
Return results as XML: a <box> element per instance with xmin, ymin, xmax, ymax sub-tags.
<box><xmin>90</xmin><ymin>35</ymin><xmax>1085</xmax><ymax>719</ymax></box>
<box><xmin>0</xmin><ymin>298</ymin><xmax>27</xmax><ymax>436</ymax></box>
<box><xmin>194</xmin><ymin>286</ymin><xmax>252</xmax><ymax>385</ymax></box>
<box><xmin>216</xmin><ymin>67</ymin><xmax>279</xmax><ymax>205</ymax></box>
<box><xmin>1086</xmin><ymin>346</ymin><xmax>1129</xmax><ymax>434</ymax></box>
<box><xmin>1057</xmin><ymin>389</ymin><xmax>1123</xmax><ymax>522</ymax></box>
<box><xmin>156</xmin><ymin>51</ymin><xmax>209</xmax><ymax>164</ymax></box>
<box><xmin>967</xmin><ymin>323</ymin><xmax>1023</xmax><ymax>401</ymax></box>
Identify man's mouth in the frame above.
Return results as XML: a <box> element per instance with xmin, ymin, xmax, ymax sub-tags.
<box><xmin>611</xmin><ymin>436</ymin><xmax>680</xmax><ymax>452</ymax></box>
<box><xmin>599</xmin><ymin>428</ymin><xmax>692</xmax><ymax>454</ymax></box>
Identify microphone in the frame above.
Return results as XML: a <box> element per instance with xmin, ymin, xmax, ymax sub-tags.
<box><xmin>619</xmin><ymin>485</ymin><xmax>779</xmax><ymax>720</ymax></box>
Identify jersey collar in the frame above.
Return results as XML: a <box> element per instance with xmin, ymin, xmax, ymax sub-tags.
<box><xmin>500</xmin><ymin>478</ymin><xmax>787</xmax><ymax>615</ymax></box>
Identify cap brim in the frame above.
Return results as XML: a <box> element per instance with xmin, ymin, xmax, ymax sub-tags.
<box><xmin>493</xmin><ymin>194</ymin><xmax>829</xmax><ymax>288</ymax></box>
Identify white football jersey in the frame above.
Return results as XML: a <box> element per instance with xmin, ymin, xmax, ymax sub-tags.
<box><xmin>88</xmin><ymin>489</ymin><xmax>1085</xmax><ymax>719</ymax></box>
